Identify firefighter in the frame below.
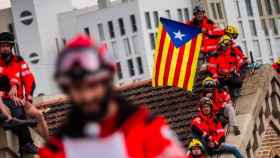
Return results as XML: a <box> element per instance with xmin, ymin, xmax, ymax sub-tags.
<box><xmin>207</xmin><ymin>35</ymin><xmax>243</xmax><ymax>98</ymax></box>
<box><xmin>224</xmin><ymin>25</ymin><xmax>248</xmax><ymax>78</ymax></box>
<box><xmin>0</xmin><ymin>32</ymin><xmax>49</xmax><ymax>154</ymax></box>
<box><xmin>39</xmin><ymin>35</ymin><xmax>186</xmax><ymax>158</ymax></box>
<box><xmin>272</xmin><ymin>57</ymin><xmax>280</xmax><ymax>75</ymax></box>
<box><xmin>202</xmin><ymin>77</ymin><xmax>240</xmax><ymax>135</ymax></box>
<box><xmin>191</xmin><ymin>97</ymin><xmax>244</xmax><ymax>158</ymax></box>
<box><xmin>187</xmin><ymin>5</ymin><xmax>224</xmax><ymax>55</ymax></box>
<box><xmin>0</xmin><ymin>74</ymin><xmax>37</xmax><ymax>130</ymax></box>
<box><xmin>186</xmin><ymin>139</ymin><xmax>206</xmax><ymax>158</ymax></box>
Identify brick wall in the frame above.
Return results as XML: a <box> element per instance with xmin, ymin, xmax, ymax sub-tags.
<box><xmin>256</xmin><ymin>123</ymin><xmax>280</xmax><ymax>158</ymax></box>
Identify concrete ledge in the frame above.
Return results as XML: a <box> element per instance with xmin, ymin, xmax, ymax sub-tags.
<box><xmin>0</xmin><ymin>128</ymin><xmax>19</xmax><ymax>158</ymax></box>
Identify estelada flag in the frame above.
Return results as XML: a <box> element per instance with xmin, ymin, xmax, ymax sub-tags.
<box><xmin>152</xmin><ymin>18</ymin><xmax>203</xmax><ymax>91</ymax></box>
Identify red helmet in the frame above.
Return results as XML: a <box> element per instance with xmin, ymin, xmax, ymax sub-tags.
<box><xmin>55</xmin><ymin>35</ymin><xmax>115</xmax><ymax>90</ymax></box>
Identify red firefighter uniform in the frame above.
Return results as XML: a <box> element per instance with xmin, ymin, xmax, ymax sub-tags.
<box><xmin>207</xmin><ymin>47</ymin><xmax>239</xmax><ymax>79</ymax></box>
<box><xmin>0</xmin><ymin>55</ymin><xmax>35</xmax><ymax>101</ymax></box>
<box><xmin>191</xmin><ymin>112</ymin><xmax>225</xmax><ymax>144</ymax></box>
<box><xmin>272</xmin><ymin>63</ymin><xmax>280</xmax><ymax>75</ymax></box>
<box><xmin>187</xmin><ymin>16</ymin><xmax>224</xmax><ymax>54</ymax></box>
<box><xmin>39</xmin><ymin>106</ymin><xmax>186</xmax><ymax>158</ymax></box>
<box><xmin>231</xmin><ymin>43</ymin><xmax>247</xmax><ymax>72</ymax></box>
<box><xmin>212</xmin><ymin>88</ymin><xmax>231</xmax><ymax>114</ymax></box>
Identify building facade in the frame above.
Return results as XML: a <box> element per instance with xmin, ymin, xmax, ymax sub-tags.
<box><xmin>58</xmin><ymin>0</ymin><xmax>192</xmax><ymax>86</ymax></box>
<box><xmin>0</xmin><ymin>0</ymin><xmax>279</xmax><ymax>95</ymax></box>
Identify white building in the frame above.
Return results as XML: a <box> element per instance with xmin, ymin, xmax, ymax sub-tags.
<box><xmin>58</xmin><ymin>0</ymin><xmax>192</xmax><ymax>86</ymax></box>
<box><xmin>0</xmin><ymin>0</ymin><xmax>279</xmax><ymax>95</ymax></box>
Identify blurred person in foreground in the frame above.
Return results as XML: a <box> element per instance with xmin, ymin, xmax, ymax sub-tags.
<box><xmin>0</xmin><ymin>32</ymin><xmax>49</xmax><ymax>154</ymax></box>
<box><xmin>272</xmin><ymin>57</ymin><xmax>280</xmax><ymax>75</ymax></box>
<box><xmin>39</xmin><ymin>35</ymin><xmax>186</xmax><ymax>158</ymax></box>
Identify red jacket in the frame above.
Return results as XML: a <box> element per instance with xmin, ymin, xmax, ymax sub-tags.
<box><xmin>187</xmin><ymin>16</ymin><xmax>224</xmax><ymax>54</ymax></box>
<box><xmin>212</xmin><ymin>88</ymin><xmax>232</xmax><ymax>114</ymax></box>
<box><xmin>272</xmin><ymin>63</ymin><xmax>280</xmax><ymax>75</ymax></box>
<box><xmin>231</xmin><ymin>43</ymin><xmax>247</xmax><ymax>71</ymax></box>
<box><xmin>39</xmin><ymin>106</ymin><xmax>186</xmax><ymax>158</ymax></box>
<box><xmin>207</xmin><ymin>47</ymin><xmax>238</xmax><ymax>78</ymax></box>
<box><xmin>0</xmin><ymin>55</ymin><xmax>35</xmax><ymax>101</ymax></box>
<box><xmin>191</xmin><ymin>112</ymin><xmax>225</xmax><ymax>144</ymax></box>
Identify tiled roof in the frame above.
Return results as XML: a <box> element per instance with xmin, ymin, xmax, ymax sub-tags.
<box><xmin>37</xmin><ymin>74</ymin><xmax>205</xmax><ymax>146</ymax></box>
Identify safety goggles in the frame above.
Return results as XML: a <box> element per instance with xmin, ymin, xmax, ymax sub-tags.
<box><xmin>58</xmin><ymin>48</ymin><xmax>101</xmax><ymax>74</ymax></box>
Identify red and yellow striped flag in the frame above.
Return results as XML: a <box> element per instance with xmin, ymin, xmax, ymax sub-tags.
<box><xmin>152</xmin><ymin>18</ymin><xmax>203</xmax><ymax>91</ymax></box>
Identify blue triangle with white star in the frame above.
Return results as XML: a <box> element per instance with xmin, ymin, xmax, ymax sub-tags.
<box><xmin>160</xmin><ymin>17</ymin><xmax>201</xmax><ymax>48</ymax></box>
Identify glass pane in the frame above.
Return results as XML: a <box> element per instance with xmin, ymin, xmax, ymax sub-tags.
<box><xmin>241</xmin><ymin>41</ymin><xmax>249</xmax><ymax>57</ymax></box>
<box><xmin>261</xmin><ymin>19</ymin><xmax>269</xmax><ymax>36</ymax></box>
<box><xmin>177</xmin><ymin>9</ymin><xmax>183</xmax><ymax>21</ymax></box>
<box><xmin>118</xmin><ymin>18</ymin><xmax>126</xmax><ymax>36</ymax></box>
<box><xmin>108</xmin><ymin>21</ymin><xmax>115</xmax><ymax>38</ymax></box>
<box><xmin>249</xmin><ymin>20</ymin><xmax>257</xmax><ymax>36</ymax></box>
<box><xmin>235</xmin><ymin>0</ymin><xmax>241</xmax><ymax>17</ymax></box>
<box><xmin>130</xmin><ymin>14</ymin><xmax>138</xmax><ymax>32</ymax></box>
<box><xmin>210</xmin><ymin>3</ymin><xmax>218</xmax><ymax>19</ymax></box>
<box><xmin>245</xmin><ymin>0</ymin><xmax>254</xmax><ymax>16</ymax></box>
<box><xmin>165</xmin><ymin>10</ymin><xmax>171</xmax><ymax>18</ymax></box>
<box><xmin>273</xmin><ymin>0</ymin><xmax>280</xmax><ymax>14</ymax></box>
<box><xmin>116</xmin><ymin>62</ymin><xmax>123</xmax><ymax>79</ymax></box>
<box><xmin>265</xmin><ymin>0</ymin><xmax>273</xmax><ymax>15</ymax></box>
<box><xmin>257</xmin><ymin>0</ymin><xmax>264</xmax><ymax>16</ymax></box>
<box><xmin>266</xmin><ymin>39</ymin><xmax>273</xmax><ymax>56</ymax></box>
<box><xmin>238</xmin><ymin>21</ymin><xmax>245</xmax><ymax>38</ymax></box>
<box><xmin>184</xmin><ymin>8</ymin><xmax>190</xmax><ymax>21</ymax></box>
<box><xmin>153</xmin><ymin>11</ymin><xmax>159</xmax><ymax>27</ymax></box>
<box><xmin>124</xmin><ymin>38</ymin><xmax>132</xmax><ymax>56</ymax></box>
<box><xmin>269</xmin><ymin>18</ymin><xmax>279</xmax><ymax>35</ymax></box>
<box><xmin>149</xmin><ymin>33</ymin><xmax>156</xmax><ymax>50</ymax></box>
<box><xmin>132</xmin><ymin>35</ymin><xmax>140</xmax><ymax>54</ymax></box>
<box><xmin>145</xmin><ymin>12</ymin><xmax>152</xmax><ymax>29</ymax></box>
<box><xmin>136</xmin><ymin>57</ymin><xmax>144</xmax><ymax>74</ymax></box>
<box><xmin>111</xmin><ymin>41</ymin><xmax>119</xmax><ymax>59</ymax></box>
<box><xmin>127</xmin><ymin>59</ymin><xmax>135</xmax><ymax>76</ymax></box>
<box><xmin>253</xmin><ymin>40</ymin><xmax>261</xmax><ymax>58</ymax></box>
<box><xmin>98</xmin><ymin>23</ymin><xmax>105</xmax><ymax>40</ymax></box>
<box><xmin>216</xmin><ymin>3</ymin><xmax>224</xmax><ymax>19</ymax></box>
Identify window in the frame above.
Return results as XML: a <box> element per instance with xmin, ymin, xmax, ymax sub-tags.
<box><xmin>132</xmin><ymin>35</ymin><xmax>140</xmax><ymax>54</ymax></box>
<box><xmin>269</xmin><ymin>18</ymin><xmax>279</xmax><ymax>35</ymax></box>
<box><xmin>216</xmin><ymin>3</ymin><xmax>224</xmax><ymax>19</ymax></box>
<box><xmin>245</xmin><ymin>0</ymin><xmax>254</xmax><ymax>16</ymax></box>
<box><xmin>130</xmin><ymin>14</ymin><xmax>138</xmax><ymax>32</ymax></box>
<box><xmin>136</xmin><ymin>57</ymin><xmax>144</xmax><ymax>74</ymax></box>
<box><xmin>261</xmin><ymin>20</ymin><xmax>269</xmax><ymax>36</ymax></box>
<box><xmin>127</xmin><ymin>59</ymin><xmax>135</xmax><ymax>76</ymax></box>
<box><xmin>98</xmin><ymin>23</ymin><xmax>105</xmax><ymax>40</ymax></box>
<box><xmin>165</xmin><ymin>10</ymin><xmax>171</xmax><ymax>18</ymax></box>
<box><xmin>177</xmin><ymin>9</ymin><xmax>183</xmax><ymax>21</ymax></box>
<box><xmin>249</xmin><ymin>20</ymin><xmax>257</xmax><ymax>36</ymax></box>
<box><xmin>257</xmin><ymin>0</ymin><xmax>264</xmax><ymax>16</ymax></box>
<box><xmin>265</xmin><ymin>0</ymin><xmax>273</xmax><ymax>15</ymax></box>
<box><xmin>124</xmin><ymin>38</ymin><xmax>132</xmax><ymax>56</ymax></box>
<box><xmin>108</xmin><ymin>21</ymin><xmax>115</xmax><ymax>38</ymax></box>
<box><xmin>8</xmin><ymin>24</ymin><xmax>14</xmax><ymax>33</ymax></box>
<box><xmin>238</xmin><ymin>21</ymin><xmax>245</xmax><ymax>38</ymax></box>
<box><xmin>149</xmin><ymin>33</ymin><xmax>156</xmax><ymax>50</ymax></box>
<box><xmin>84</xmin><ymin>27</ymin><xmax>90</xmax><ymax>36</ymax></box>
<box><xmin>235</xmin><ymin>0</ymin><xmax>241</xmax><ymax>17</ymax></box>
<box><xmin>184</xmin><ymin>8</ymin><xmax>190</xmax><ymax>21</ymax></box>
<box><xmin>253</xmin><ymin>40</ymin><xmax>261</xmax><ymax>58</ymax></box>
<box><xmin>210</xmin><ymin>3</ymin><xmax>218</xmax><ymax>19</ymax></box>
<box><xmin>111</xmin><ymin>41</ymin><xmax>119</xmax><ymax>59</ymax></box>
<box><xmin>118</xmin><ymin>18</ymin><xmax>126</xmax><ymax>36</ymax></box>
<box><xmin>153</xmin><ymin>11</ymin><xmax>159</xmax><ymax>27</ymax></box>
<box><xmin>274</xmin><ymin>0</ymin><xmax>280</xmax><ymax>14</ymax></box>
<box><xmin>241</xmin><ymin>41</ymin><xmax>249</xmax><ymax>56</ymax></box>
<box><xmin>116</xmin><ymin>62</ymin><xmax>123</xmax><ymax>79</ymax></box>
<box><xmin>145</xmin><ymin>12</ymin><xmax>152</xmax><ymax>29</ymax></box>
<box><xmin>266</xmin><ymin>39</ymin><xmax>273</xmax><ymax>56</ymax></box>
